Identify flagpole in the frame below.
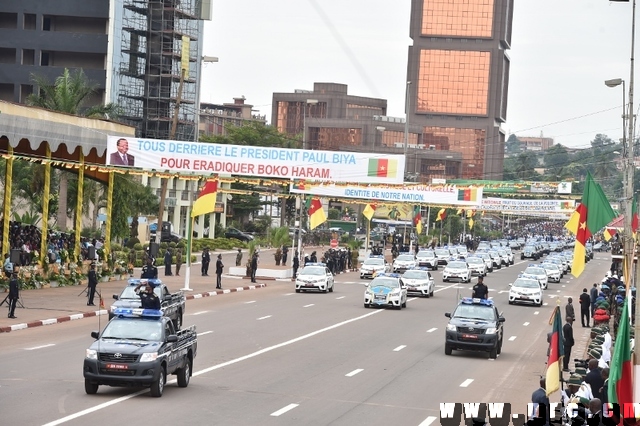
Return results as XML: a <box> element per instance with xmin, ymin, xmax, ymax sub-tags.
<box><xmin>426</xmin><ymin>205</ymin><xmax>431</xmax><ymax>242</ymax></box>
<box><xmin>366</xmin><ymin>217</ymin><xmax>371</xmax><ymax>254</ymax></box>
<box><xmin>182</xmin><ymin>213</ymin><xmax>194</xmax><ymax>291</ymax></box>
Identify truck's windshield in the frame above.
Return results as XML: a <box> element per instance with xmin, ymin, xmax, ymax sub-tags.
<box><xmin>119</xmin><ymin>286</ymin><xmax>163</xmax><ymax>299</ymax></box>
<box><xmin>102</xmin><ymin>319</ymin><xmax>163</xmax><ymax>341</ymax></box>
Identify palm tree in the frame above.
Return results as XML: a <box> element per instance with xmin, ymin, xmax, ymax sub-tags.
<box><xmin>26</xmin><ymin>68</ymin><xmax>121</xmax><ymax>230</ymax></box>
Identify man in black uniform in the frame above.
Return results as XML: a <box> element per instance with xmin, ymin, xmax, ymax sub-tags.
<box><xmin>135</xmin><ymin>282</ymin><xmax>161</xmax><ymax>310</ymax></box>
<box><xmin>141</xmin><ymin>258</ymin><xmax>158</xmax><ymax>279</ymax></box>
<box><xmin>579</xmin><ymin>288</ymin><xmax>591</xmax><ymax>327</ymax></box>
<box><xmin>87</xmin><ymin>263</ymin><xmax>98</xmax><ymax>306</ymax></box>
<box><xmin>8</xmin><ymin>271</ymin><xmax>19</xmax><ymax>319</ymax></box>
<box><xmin>292</xmin><ymin>251</ymin><xmax>299</xmax><ymax>280</ymax></box>
<box><xmin>164</xmin><ymin>248</ymin><xmax>172</xmax><ymax>276</ymax></box>
<box><xmin>250</xmin><ymin>252</ymin><xmax>258</xmax><ymax>283</ymax></box>
<box><xmin>590</xmin><ymin>283</ymin><xmax>599</xmax><ymax>318</ymax></box>
<box><xmin>472</xmin><ymin>276</ymin><xmax>489</xmax><ymax>299</ymax></box>
<box><xmin>215</xmin><ymin>254</ymin><xmax>224</xmax><ymax>289</ymax></box>
<box><xmin>563</xmin><ymin>316</ymin><xmax>575</xmax><ymax>371</ymax></box>
<box><xmin>201</xmin><ymin>247</ymin><xmax>210</xmax><ymax>276</ymax></box>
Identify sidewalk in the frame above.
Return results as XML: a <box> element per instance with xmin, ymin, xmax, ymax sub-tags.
<box><xmin>0</xmin><ymin>269</ymin><xmax>270</xmax><ymax>334</ymax></box>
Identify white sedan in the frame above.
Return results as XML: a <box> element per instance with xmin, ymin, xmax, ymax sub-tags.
<box><xmin>401</xmin><ymin>268</ymin><xmax>435</xmax><ymax>298</ymax></box>
<box><xmin>541</xmin><ymin>262</ymin><xmax>562</xmax><ymax>283</ymax></box>
<box><xmin>359</xmin><ymin>256</ymin><xmax>389</xmax><ymax>279</ymax></box>
<box><xmin>465</xmin><ymin>256</ymin><xmax>487</xmax><ymax>277</ymax></box>
<box><xmin>522</xmin><ymin>265</ymin><xmax>549</xmax><ymax>290</ymax></box>
<box><xmin>295</xmin><ymin>264</ymin><xmax>334</xmax><ymax>293</ymax></box>
<box><xmin>508</xmin><ymin>276</ymin><xmax>543</xmax><ymax>306</ymax></box>
<box><xmin>393</xmin><ymin>253</ymin><xmax>416</xmax><ymax>272</ymax></box>
<box><xmin>364</xmin><ymin>274</ymin><xmax>407</xmax><ymax>310</ymax></box>
<box><xmin>442</xmin><ymin>260</ymin><xmax>472</xmax><ymax>283</ymax></box>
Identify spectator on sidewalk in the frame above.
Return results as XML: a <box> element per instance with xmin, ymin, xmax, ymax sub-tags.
<box><xmin>590</xmin><ymin>283</ymin><xmax>599</xmax><ymax>318</ymax></box>
<box><xmin>566</xmin><ymin>297</ymin><xmax>575</xmax><ymax>320</ymax></box>
<box><xmin>216</xmin><ymin>254</ymin><xmax>224</xmax><ymax>289</ymax></box>
<box><xmin>579</xmin><ymin>288</ymin><xmax>591</xmax><ymax>328</ymax></box>
<box><xmin>563</xmin><ymin>316</ymin><xmax>575</xmax><ymax>371</ymax></box>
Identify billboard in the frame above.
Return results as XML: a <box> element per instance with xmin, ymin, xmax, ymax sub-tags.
<box><xmin>106</xmin><ymin>136</ymin><xmax>406</xmax><ymax>184</ymax></box>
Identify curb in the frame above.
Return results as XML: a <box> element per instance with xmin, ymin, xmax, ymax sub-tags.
<box><xmin>0</xmin><ymin>283</ymin><xmax>267</xmax><ymax>334</ymax></box>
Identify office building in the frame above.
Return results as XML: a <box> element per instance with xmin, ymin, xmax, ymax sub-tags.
<box><xmin>199</xmin><ymin>97</ymin><xmax>267</xmax><ymax>138</ymax></box>
<box><xmin>407</xmin><ymin>0</ymin><xmax>514</xmax><ymax>179</ymax></box>
<box><xmin>272</xmin><ymin>82</ymin><xmax>463</xmax><ymax>182</ymax></box>
<box><xmin>517</xmin><ymin>136</ymin><xmax>554</xmax><ymax>152</ymax></box>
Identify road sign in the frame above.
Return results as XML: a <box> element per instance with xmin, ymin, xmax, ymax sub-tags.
<box><xmin>330</xmin><ymin>239</ymin><xmax>338</xmax><ymax>248</ymax></box>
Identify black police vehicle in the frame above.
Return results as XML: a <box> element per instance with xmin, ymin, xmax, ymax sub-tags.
<box><xmin>83</xmin><ymin>308</ymin><xmax>197</xmax><ymax>397</ymax></box>
<box><xmin>444</xmin><ymin>297</ymin><xmax>505</xmax><ymax>359</ymax></box>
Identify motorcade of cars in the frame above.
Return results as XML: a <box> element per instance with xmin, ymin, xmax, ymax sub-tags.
<box><xmin>392</xmin><ymin>253</ymin><xmax>417</xmax><ymax>273</ymax></box>
<box><xmin>501</xmin><ymin>247</ymin><xmax>515</xmax><ymax>265</ymax></box>
<box><xmin>295</xmin><ymin>263</ymin><xmax>335</xmax><ymax>293</ymax></box>
<box><xmin>487</xmin><ymin>251</ymin><xmax>503</xmax><ymax>270</ymax></box>
<box><xmin>83</xmin><ymin>308</ymin><xmax>197</xmax><ymax>397</ymax></box>
<box><xmin>496</xmin><ymin>249</ymin><xmax>511</xmax><ymax>267</ymax></box>
<box><xmin>522</xmin><ymin>265</ymin><xmax>549</xmax><ymax>290</ymax></box>
<box><xmin>521</xmin><ymin>244</ymin><xmax>540</xmax><ymax>260</ymax></box>
<box><xmin>363</xmin><ymin>273</ymin><xmax>408</xmax><ymax>310</ymax></box>
<box><xmin>110</xmin><ymin>279</ymin><xmax>186</xmax><ymax>330</ymax></box>
<box><xmin>359</xmin><ymin>255</ymin><xmax>390</xmax><ymax>279</ymax></box>
<box><xmin>442</xmin><ymin>260</ymin><xmax>472</xmax><ymax>283</ymax></box>
<box><xmin>508</xmin><ymin>275</ymin><xmax>544</xmax><ymax>306</ymax></box>
<box><xmin>415</xmin><ymin>250</ymin><xmax>438</xmax><ymax>270</ymax></box>
<box><xmin>444</xmin><ymin>297</ymin><xmax>505</xmax><ymax>359</ymax></box>
<box><xmin>401</xmin><ymin>268</ymin><xmax>435</xmax><ymax>298</ymax></box>
<box><xmin>465</xmin><ymin>256</ymin><xmax>487</xmax><ymax>277</ymax></box>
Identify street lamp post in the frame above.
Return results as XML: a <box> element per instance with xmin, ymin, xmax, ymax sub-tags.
<box><xmin>404</xmin><ymin>81</ymin><xmax>411</xmax><ymax>176</ymax></box>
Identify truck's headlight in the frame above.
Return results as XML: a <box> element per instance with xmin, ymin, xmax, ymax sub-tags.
<box><xmin>140</xmin><ymin>352</ymin><xmax>158</xmax><ymax>362</ymax></box>
<box><xmin>446</xmin><ymin>324</ymin><xmax>456</xmax><ymax>331</ymax></box>
<box><xmin>86</xmin><ymin>349</ymin><xmax>97</xmax><ymax>360</ymax></box>
<box><xmin>485</xmin><ymin>327</ymin><xmax>497</xmax><ymax>335</ymax></box>
<box><xmin>110</xmin><ymin>305</ymin><xmax>116</xmax><ymax>312</ymax></box>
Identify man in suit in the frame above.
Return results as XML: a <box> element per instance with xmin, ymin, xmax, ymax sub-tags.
<box><xmin>590</xmin><ymin>283</ymin><xmax>599</xmax><ymax>318</ymax></box>
<box><xmin>201</xmin><ymin>247</ymin><xmax>210</xmax><ymax>276</ymax></box>
<box><xmin>110</xmin><ymin>138</ymin><xmax>135</xmax><ymax>166</ymax></box>
<box><xmin>563</xmin><ymin>316</ymin><xmax>575</xmax><ymax>371</ymax></box>
<box><xmin>585</xmin><ymin>359</ymin><xmax>604</xmax><ymax>400</ymax></box>
<box><xmin>87</xmin><ymin>263</ymin><xmax>98</xmax><ymax>306</ymax></box>
<box><xmin>579</xmin><ymin>288</ymin><xmax>591</xmax><ymax>327</ymax></box>
<box><xmin>8</xmin><ymin>271</ymin><xmax>19</xmax><ymax>319</ymax></box>
<box><xmin>566</xmin><ymin>297</ymin><xmax>575</xmax><ymax>320</ymax></box>
<box><xmin>531</xmin><ymin>377</ymin><xmax>550</xmax><ymax>424</ymax></box>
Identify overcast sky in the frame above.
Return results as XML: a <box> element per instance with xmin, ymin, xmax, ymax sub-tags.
<box><xmin>202</xmin><ymin>0</ymin><xmax>636</xmax><ymax>149</ymax></box>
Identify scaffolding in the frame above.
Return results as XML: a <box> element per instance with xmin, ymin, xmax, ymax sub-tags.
<box><xmin>119</xmin><ymin>0</ymin><xmax>201</xmax><ymax>141</ymax></box>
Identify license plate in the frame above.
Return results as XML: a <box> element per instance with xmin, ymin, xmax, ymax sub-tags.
<box><xmin>305</xmin><ymin>284</ymin><xmax>314</xmax><ymax>287</ymax></box>
<box><xmin>462</xmin><ymin>334</ymin><xmax>478</xmax><ymax>339</ymax></box>
<box><xmin>106</xmin><ymin>363</ymin><xmax>129</xmax><ymax>370</ymax></box>
<box><xmin>409</xmin><ymin>287</ymin><xmax>417</xmax><ymax>291</ymax></box>
<box><xmin>521</xmin><ymin>296</ymin><xmax>530</xmax><ymax>299</ymax></box>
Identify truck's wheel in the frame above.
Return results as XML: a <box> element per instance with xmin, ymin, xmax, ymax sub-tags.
<box><xmin>489</xmin><ymin>347</ymin><xmax>498</xmax><ymax>359</ymax></box>
<box><xmin>177</xmin><ymin>358</ymin><xmax>191</xmax><ymax>388</ymax></box>
<box><xmin>150</xmin><ymin>368</ymin><xmax>165</xmax><ymax>397</ymax></box>
<box><xmin>444</xmin><ymin>344</ymin><xmax>452</xmax><ymax>355</ymax></box>
<box><xmin>84</xmin><ymin>379</ymin><xmax>98</xmax><ymax>395</ymax></box>
<box><xmin>174</xmin><ymin>313</ymin><xmax>182</xmax><ymax>330</ymax></box>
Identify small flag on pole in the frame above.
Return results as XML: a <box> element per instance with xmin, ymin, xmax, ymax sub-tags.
<box><xmin>99</xmin><ymin>294</ymin><xmax>105</xmax><ymax>309</ymax></box>
<box><xmin>413</xmin><ymin>206</ymin><xmax>422</xmax><ymax>235</ymax></box>
<box><xmin>191</xmin><ymin>180</ymin><xmax>218</xmax><ymax>218</ymax></box>
<box><xmin>363</xmin><ymin>204</ymin><xmax>376</xmax><ymax>221</ymax></box>
<box><xmin>308</xmin><ymin>198</ymin><xmax>327</xmax><ymax>230</ymax></box>
<box><xmin>436</xmin><ymin>208</ymin><xmax>447</xmax><ymax>222</ymax></box>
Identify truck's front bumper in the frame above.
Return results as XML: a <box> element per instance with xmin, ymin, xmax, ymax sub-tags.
<box><xmin>83</xmin><ymin>359</ymin><xmax>162</xmax><ymax>387</ymax></box>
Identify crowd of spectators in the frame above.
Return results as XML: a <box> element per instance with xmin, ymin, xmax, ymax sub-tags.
<box><xmin>1</xmin><ymin>220</ymin><xmax>103</xmax><ymax>266</ymax></box>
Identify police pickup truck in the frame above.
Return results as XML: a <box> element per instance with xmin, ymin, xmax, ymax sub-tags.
<box><xmin>109</xmin><ymin>279</ymin><xmax>186</xmax><ymax>329</ymax></box>
<box><xmin>444</xmin><ymin>297</ymin><xmax>505</xmax><ymax>359</ymax></box>
<box><xmin>84</xmin><ymin>308</ymin><xmax>197</xmax><ymax>397</ymax></box>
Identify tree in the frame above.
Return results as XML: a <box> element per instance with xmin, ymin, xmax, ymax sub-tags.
<box><xmin>26</xmin><ymin>68</ymin><xmax>122</xmax><ymax>231</ymax></box>
<box><xmin>108</xmin><ymin>175</ymin><xmax>159</xmax><ymax>240</ymax></box>
<box><xmin>505</xmin><ymin>134</ymin><xmax>523</xmax><ymax>155</ymax></box>
<box><xmin>200</xmin><ymin>123</ymin><xmax>298</xmax><ymax>224</ymax></box>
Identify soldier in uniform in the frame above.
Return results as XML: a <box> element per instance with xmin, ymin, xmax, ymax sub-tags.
<box><xmin>201</xmin><ymin>247</ymin><xmax>211</xmax><ymax>276</ymax></box>
<box><xmin>87</xmin><ymin>263</ymin><xmax>98</xmax><ymax>306</ymax></box>
<box><xmin>215</xmin><ymin>254</ymin><xmax>224</xmax><ymax>289</ymax></box>
<box><xmin>175</xmin><ymin>248</ymin><xmax>183</xmax><ymax>276</ymax></box>
<box><xmin>472</xmin><ymin>276</ymin><xmax>489</xmax><ymax>299</ymax></box>
<box><xmin>135</xmin><ymin>282</ymin><xmax>161</xmax><ymax>310</ymax></box>
<box><xmin>7</xmin><ymin>271</ymin><xmax>19</xmax><ymax>319</ymax></box>
<box><xmin>141</xmin><ymin>257</ymin><xmax>158</xmax><ymax>279</ymax></box>
<box><xmin>235</xmin><ymin>248</ymin><xmax>243</xmax><ymax>266</ymax></box>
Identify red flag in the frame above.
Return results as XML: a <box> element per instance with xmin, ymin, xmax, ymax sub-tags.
<box><xmin>608</xmin><ymin>296</ymin><xmax>633</xmax><ymax>414</ymax></box>
<box><xmin>191</xmin><ymin>180</ymin><xmax>218</xmax><ymax>218</ymax></box>
<box><xmin>545</xmin><ymin>306</ymin><xmax>564</xmax><ymax>396</ymax></box>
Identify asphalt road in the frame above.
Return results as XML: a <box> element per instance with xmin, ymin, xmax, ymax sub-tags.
<box><xmin>0</xmin><ymin>251</ymin><xmax>609</xmax><ymax>426</ymax></box>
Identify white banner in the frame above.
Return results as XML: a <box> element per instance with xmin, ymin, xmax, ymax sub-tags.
<box><xmin>480</xmin><ymin>197</ymin><xmax>575</xmax><ymax>213</ymax></box>
<box><xmin>106</xmin><ymin>136</ymin><xmax>405</xmax><ymax>184</ymax></box>
<box><xmin>290</xmin><ymin>182</ymin><xmax>483</xmax><ymax>206</ymax></box>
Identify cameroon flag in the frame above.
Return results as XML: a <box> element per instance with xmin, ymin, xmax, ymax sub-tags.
<box><xmin>368</xmin><ymin>158</ymin><xmax>397</xmax><ymax>178</ymax></box>
<box><xmin>608</xmin><ymin>296</ymin><xmax>633</xmax><ymax>415</ymax></box>
<box><xmin>545</xmin><ymin>306</ymin><xmax>564</xmax><ymax>396</ymax></box>
<box><xmin>363</xmin><ymin>204</ymin><xmax>376</xmax><ymax>221</ymax></box>
<box><xmin>191</xmin><ymin>180</ymin><xmax>218</xmax><ymax>218</ymax></box>
<box><xmin>308</xmin><ymin>198</ymin><xmax>327</xmax><ymax>230</ymax></box>
<box><xmin>572</xmin><ymin>172</ymin><xmax>616</xmax><ymax>277</ymax></box>
<box><xmin>436</xmin><ymin>208</ymin><xmax>447</xmax><ymax>222</ymax></box>
<box><xmin>413</xmin><ymin>206</ymin><xmax>423</xmax><ymax>235</ymax></box>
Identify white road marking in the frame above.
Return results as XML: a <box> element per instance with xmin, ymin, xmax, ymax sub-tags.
<box><xmin>244</xmin><ymin>301</ymin><xmax>256</xmax><ymax>304</ymax></box>
<box><xmin>419</xmin><ymin>416</ymin><xmax>438</xmax><ymax>426</ymax></box>
<box><xmin>303</xmin><ymin>304</ymin><xmax>314</xmax><ymax>308</ymax></box>
<box><xmin>198</xmin><ymin>331</ymin><xmax>213</xmax><ymax>336</ymax></box>
<box><xmin>562</xmin><ymin>285</ymin><xmax>566</xmax><ymax>288</ymax></box>
<box><xmin>191</xmin><ymin>311</ymin><xmax>208</xmax><ymax>316</ymax></box>
<box><xmin>393</xmin><ymin>345</ymin><xmax>406</xmax><ymax>352</ymax></box>
<box><xmin>498</xmin><ymin>290</ymin><xmax>508</xmax><ymax>294</ymax></box>
<box><xmin>284</xmin><ymin>293</ymin><xmax>295</xmax><ymax>296</ymax></box>
<box><xmin>427</xmin><ymin>328</ymin><xmax>438</xmax><ymax>333</ymax></box>
<box><xmin>556</xmin><ymin>290</ymin><xmax>561</xmax><ymax>292</ymax></box>
<box><xmin>544</xmin><ymin>303</ymin><xmax>549</xmax><ymax>306</ymax></box>
<box><xmin>336</xmin><ymin>296</ymin><xmax>345</xmax><ymax>299</ymax></box>
<box><xmin>257</xmin><ymin>315</ymin><xmax>272</xmax><ymax>320</ymax></box>
<box><xmin>460</xmin><ymin>379</ymin><xmax>474</xmax><ymax>387</ymax></box>
<box><xmin>346</xmin><ymin>369</ymin><xmax>364</xmax><ymax>377</ymax></box>
<box><xmin>534</xmin><ymin>311</ymin><xmax>539</xmax><ymax>315</ymax></box>
<box><xmin>41</xmin><ymin>309</ymin><xmax>385</xmax><ymax>426</ymax></box>
<box><xmin>509</xmin><ymin>336</ymin><xmax>517</xmax><ymax>341</ymax></box>
<box><xmin>25</xmin><ymin>343</ymin><xmax>55</xmax><ymax>351</ymax></box>
<box><xmin>523</xmin><ymin>322</ymin><xmax>530</xmax><ymax>326</ymax></box>
<box><xmin>270</xmin><ymin>403</ymin><xmax>299</xmax><ymax>417</ymax></box>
